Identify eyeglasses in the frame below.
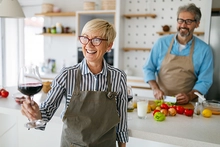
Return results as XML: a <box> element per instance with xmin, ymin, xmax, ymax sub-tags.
<box><xmin>177</xmin><ymin>18</ymin><xmax>196</xmax><ymax>25</ymax></box>
<box><xmin>78</xmin><ymin>36</ymin><xmax>108</xmax><ymax>46</ymax></box>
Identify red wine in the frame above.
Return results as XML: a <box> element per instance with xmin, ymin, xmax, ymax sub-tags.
<box><xmin>128</xmin><ymin>95</ymin><xmax>133</xmax><ymax>102</ymax></box>
<box><xmin>18</xmin><ymin>83</ymin><xmax>43</xmax><ymax>96</ymax></box>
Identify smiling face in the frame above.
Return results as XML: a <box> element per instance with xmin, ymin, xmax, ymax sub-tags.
<box><xmin>80</xmin><ymin>19</ymin><xmax>116</xmax><ymax>71</ymax></box>
<box><xmin>177</xmin><ymin>11</ymin><xmax>200</xmax><ymax>39</ymax></box>
<box><xmin>81</xmin><ymin>31</ymin><xmax>113</xmax><ymax>66</ymax></box>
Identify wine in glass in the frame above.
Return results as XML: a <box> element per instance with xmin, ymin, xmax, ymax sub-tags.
<box><xmin>18</xmin><ymin>65</ymin><xmax>45</xmax><ymax>129</ymax></box>
<box><xmin>127</xmin><ymin>85</ymin><xmax>134</xmax><ymax>120</ymax></box>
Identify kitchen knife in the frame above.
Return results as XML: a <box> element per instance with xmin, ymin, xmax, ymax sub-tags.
<box><xmin>163</xmin><ymin>96</ymin><xmax>176</xmax><ymax>103</ymax></box>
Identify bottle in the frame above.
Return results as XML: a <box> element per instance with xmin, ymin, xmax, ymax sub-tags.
<box><xmin>43</xmin><ymin>27</ymin><xmax>46</xmax><ymax>33</ymax></box>
<box><xmin>194</xmin><ymin>102</ymin><xmax>201</xmax><ymax>115</ymax></box>
<box><xmin>56</xmin><ymin>23</ymin><xmax>62</xmax><ymax>34</ymax></box>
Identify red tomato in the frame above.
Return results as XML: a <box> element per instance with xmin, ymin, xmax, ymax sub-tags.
<box><xmin>169</xmin><ymin>105</ymin><xmax>177</xmax><ymax>110</ymax></box>
<box><xmin>0</xmin><ymin>89</ymin><xmax>9</xmax><ymax>98</ymax></box>
<box><xmin>184</xmin><ymin>109</ymin><xmax>194</xmax><ymax>116</ymax></box>
<box><xmin>153</xmin><ymin>109</ymin><xmax>160</xmax><ymax>116</ymax></box>
<box><xmin>160</xmin><ymin>103</ymin><xmax>169</xmax><ymax>110</ymax></box>
<box><xmin>176</xmin><ymin>106</ymin><xmax>185</xmax><ymax>114</ymax></box>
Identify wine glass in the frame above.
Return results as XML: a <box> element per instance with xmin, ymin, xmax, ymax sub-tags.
<box><xmin>18</xmin><ymin>65</ymin><xmax>46</xmax><ymax>129</ymax></box>
<box><xmin>127</xmin><ymin>85</ymin><xmax>134</xmax><ymax>120</ymax></box>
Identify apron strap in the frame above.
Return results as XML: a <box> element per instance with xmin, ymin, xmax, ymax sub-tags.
<box><xmin>73</xmin><ymin>67</ymin><xmax>81</xmax><ymax>96</ymax></box>
<box><xmin>168</xmin><ymin>37</ymin><xmax>175</xmax><ymax>53</ymax></box>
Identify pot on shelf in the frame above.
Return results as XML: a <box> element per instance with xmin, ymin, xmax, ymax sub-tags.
<box><xmin>162</xmin><ymin>25</ymin><xmax>171</xmax><ymax>32</ymax></box>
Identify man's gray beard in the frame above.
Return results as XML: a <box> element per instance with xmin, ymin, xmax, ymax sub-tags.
<box><xmin>178</xmin><ymin>30</ymin><xmax>190</xmax><ymax>38</ymax></box>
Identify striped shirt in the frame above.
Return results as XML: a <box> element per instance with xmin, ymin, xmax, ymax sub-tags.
<box><xmin>40</xmin><ymin>58</ymin><xmax>129</xmax><ymax>143</ymax></box>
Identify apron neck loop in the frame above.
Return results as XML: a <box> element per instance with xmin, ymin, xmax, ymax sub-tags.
<box><xmin>74</xmin><ymin>67</ymin><xmax>81</xmax><ymax>95</ymax></box>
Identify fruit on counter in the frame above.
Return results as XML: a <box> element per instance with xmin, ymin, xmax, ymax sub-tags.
<box><xmin>154</xmin><ymin>100</ymin><xmax>174</xmax><ymax>107</ymax></box>
<box><xmin>160</xmin><ymin>109</ymin><xmax>168</xmax><ymax>116</ymax></box>
<box><xmin>154</xmin><ymin>100</ymin><xmax>164</xmax><ymax>106</ymax></box>
<box><xmin>155</xmin><ymin>106</ymin><xmax>161</xmax><ymax>110</ymax></box>
<box><xmin>184</xmin><ymin>109</ymin><xmax>194</xmax><ymax>116</ymax></box>
<box><xmin>150</xmin><ymin>103</ymin><xmax>157</xmax><ymax>110</ymax></box>
<box><xmin>176</xmin><ymin>106</ymin><xmax>185</xmax><ymax>114</ymax></box>
<box><xmin>154</xmin><ymin>112</ymin><xmax>166</xmax><ymax>121</ymax></box>
<box><xmin>202</xmin><ymin>109</ymin><xmax>212</xmax><ymax>118</ymax></box>
<box><xmin>168</xmin><ymin>108</ymin><xmax>177</xmax><ymax>116</ymax></box>
<box><xmin>160</xmin><ymin>103</ymin><xmax>169</xmax><ymax>110</ymax></box>
<box><xmin>147</xmin><ymin>104</ymin><xmax>151</xmax><ymax>113</ymax></box>
<box><xmin>153</xmin><ymin>109</ymin><xmax>161</xmax><ymax>116</ymax></box>
<box><xmin>169</xmin><ymin>105</ymin><xmax>177</xmax><ymax>110</ymax></box>
<box><xmin>0</xmin><ymin>88</ymin><xmax>9</xmax><ymax>98</ymax></box>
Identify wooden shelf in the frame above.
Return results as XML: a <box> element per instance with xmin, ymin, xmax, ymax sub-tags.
<box><xmin>35</xmin><ymin>12</ymin><xmax>76</xmax><ymax>17</ymax></box>
<box><xmin>123</xmin><ymin>14</ymin><xmax>157</xmax><ymax>19</ymax></box>
<box><xmin>77</xmin><ymin>10</ymin><xmax>115</xmax><ymax>15</ymax></box>
<box><xmin>156</xmin><ymin>31</ymin><xmax>204</xmax><ymax>36</ymax></box>
<box><xmin>36</xmin><ymin>33</ymin><xmax>75</xmax><ymax>36</ymax></box>
<box><xmin>123</xmin><ymin>48</ymin><xmax>151</xmax><ymax>52</ymax></box>
<box><xmin>212</xmin><ymin>8</ymin><xmax>220</xmax><ymax>12</ymax></box>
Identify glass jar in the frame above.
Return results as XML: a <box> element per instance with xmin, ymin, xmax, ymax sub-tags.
<box><xmin>194</xmin><ymin>102</ymin><xmax>201</xmax><ymax>115</ymax></box>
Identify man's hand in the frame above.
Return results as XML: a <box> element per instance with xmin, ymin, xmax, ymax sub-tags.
<box><xmin>175</xmin><ymin>93</ymin><xmax>190</xmax><ymax>104</ymax></box>
<box><xmin>176</xmin><ymin>90</ymin><xmax>200</xmax><ymax>104</ymax></box>
<box><xmin>148</xmin><ymin>80</ymin><xmax>164</xmax><ymax>100</ymax></box>
<box><xmin>153</xmin><ymin>89</ymin><xmax>164</xmax><ymax>100</ymax></box>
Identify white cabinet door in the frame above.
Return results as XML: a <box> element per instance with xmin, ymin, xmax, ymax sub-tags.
<box><xmin>132</xmin><ymin>88</ymin><xmax>154</xmax><ymax>99</ymax></box>
<box><xmin>127</xmin><ymin>137</ymin><xmax>180</xmax><ymax>147</ymax></box>
<box><xmin>17</xmin><ymin>115</ymin><xmax>63</xmax><ymax>147</ymax></box>
<box><xmin>0</xmin><ymin>114</ymin><xmax>17</xmax><ymax>147</ymax></box>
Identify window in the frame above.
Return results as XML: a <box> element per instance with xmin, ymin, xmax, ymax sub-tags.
<box><xmin>24</xmin><ymin>17</ymin><xmax>44</xmax><ymax>66</ymax></box>
<box><xmin>0</xmin><ymin>17</ymin><xmax>44</xmax><ymax>87</ymax></box>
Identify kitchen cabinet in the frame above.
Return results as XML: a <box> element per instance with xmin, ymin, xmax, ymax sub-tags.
<box><xmin>76</xmin><ymin>10</ymin><xmax>116</xmax><ymax>36</ymax></box>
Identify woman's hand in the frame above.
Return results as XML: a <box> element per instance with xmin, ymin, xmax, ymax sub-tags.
<box><xmin>21</xmin><ymin>97</ymin><xmax>42</xmax><ymax>121</ymax></box>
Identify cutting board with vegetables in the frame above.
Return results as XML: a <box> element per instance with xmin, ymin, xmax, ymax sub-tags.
<box><xmin>148</xmin><ymin>100</ymin><xmax>194</xmax><ymax>109</ymax></box>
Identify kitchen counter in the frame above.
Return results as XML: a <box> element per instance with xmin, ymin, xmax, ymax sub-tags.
<box><xmin>1</xmin><ymin>87</ymin><xmax>220</xmax><ymax>147</ymax></box>
<box><xmin>40</xmin><ymin>73</ymin><xmax>151</xmax><ymax>89</ymax></box>
<box><xmin>128</xmin><ymin>109</ymin><xmax>220</xmax><ymax>147</ymax></box>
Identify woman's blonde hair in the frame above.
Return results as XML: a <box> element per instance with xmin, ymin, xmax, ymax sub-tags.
<box><xmin>81</xmin><ymin>19</ymin><xmax>116</xmax><ymax>45</ymax></box>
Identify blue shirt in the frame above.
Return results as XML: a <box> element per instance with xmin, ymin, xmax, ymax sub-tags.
<box><xmin>143</xmin><ymin>34</ymin><xmax>213</xmax><ymax>95</ymax></box>
<box><xmin>40</xmin><ymin>58</ymin><xmax>128</xmax><ymax>143</ymax></box>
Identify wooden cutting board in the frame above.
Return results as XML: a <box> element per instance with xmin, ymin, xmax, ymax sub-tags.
<box><xmin>148</xmin><ymin>100</ymin><xmax>194</xmax><ymax>109</ymax></box>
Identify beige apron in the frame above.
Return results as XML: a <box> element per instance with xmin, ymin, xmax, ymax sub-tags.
<box><xmin>157</xmin><ymin>37</ymin><xmax>196</xmax><ymax>96</ymax></box>
<box><xmin>60</xmin><ymin>67</ymin><xmax>120</xmax><ymax>147</ymax></box>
